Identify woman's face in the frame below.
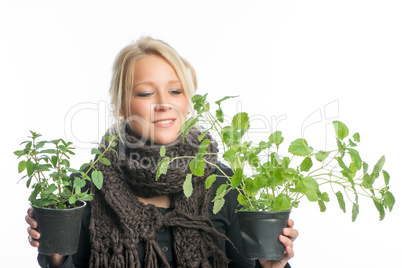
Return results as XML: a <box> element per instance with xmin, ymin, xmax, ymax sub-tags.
<box><xmin>126</xmin><ymin>55</ymin><xmax>188</xmax><ymax>145</ymax></box>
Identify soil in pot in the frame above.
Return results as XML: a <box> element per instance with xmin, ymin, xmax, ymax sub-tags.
<box><xmin>236</xmin><ymin>210</ymin><xmax>290</xmax><ymax>260</ymax></box>
<box><xmin>32</xmin><ymin>200</ymin><xmax>86</xmax><ymax>256</ymax></box>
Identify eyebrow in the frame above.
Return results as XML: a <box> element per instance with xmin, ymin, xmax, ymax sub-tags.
<box><xmin>133</xmin><ymin>80</ymin><xmax>181</xmax><ymax>89</ymax></box>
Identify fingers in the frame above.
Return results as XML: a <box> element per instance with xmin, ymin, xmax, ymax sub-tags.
<box><xmin>283</xmin><ymin>219</ymin><xmax>299</xmax><ymax>242</ymax></box>
<box><xmin>26</xmin><ymin>208</ymin><xmax>37</xmax><ymax>228</ymax></box>
<box><xmin>283</xmin><ymin>245</ymin><xmax>295</xmax><ymax>261</ymax></box>
<box><xmin>26</xmin><ymin>208</ymin><xmax>40</xmax><ymax>248</ymax></box>
<box><xmin>279</xmin><ymin>236</ymin><xmax>295</xmax><ymax>264</ymax></box>
<box><xmin>279</xmin><ymin>234</ymin><xmax>293</xmax><ymax>249</ymax></box>
<box><xmin>28</xmin><ymin>233</ymin><xmax>40</xmax><ymax>248</ymax></box>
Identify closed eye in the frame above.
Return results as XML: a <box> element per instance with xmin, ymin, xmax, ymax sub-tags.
<box><xmin>137</xmin><ymin>92</ymin><xmax>153</xmax><ymax>97</ymax></box>
<box><xmin>169</xmin><ymin>89</ymin><xmax>182</xmax><ymax>95</ymax></box>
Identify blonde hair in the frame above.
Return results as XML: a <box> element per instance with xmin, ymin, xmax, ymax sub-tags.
<box><xmin>109</xmin><ymin>36</ymin><xmax>197</xmax><ymax>136</ymax></box>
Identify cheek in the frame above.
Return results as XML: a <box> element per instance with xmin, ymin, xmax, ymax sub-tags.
<box><xmin>177</xmin><ymin>97</ymin><xmax>189</xmax><ymax>115</ymax></box>
<box><xmin>129</xmin><ymin>99</ymin><xmax>149</xmax><ymax>118</ymax></box>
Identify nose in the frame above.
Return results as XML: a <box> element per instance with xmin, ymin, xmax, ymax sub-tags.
<box><xmin>154</xmin><ymin>102</ymin><xmax>171</xmax><ymax>112</ymax></box>
<box><xmin>154</xmin><ymin>93</ymin><xmax>171</xmax><ymax>112</ymax></box>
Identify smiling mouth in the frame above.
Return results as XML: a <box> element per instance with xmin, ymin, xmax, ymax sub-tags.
<box><xmin>153</xmin><ymin>119</ymin><xmax>175</xmax><ymax>126</ymax></box>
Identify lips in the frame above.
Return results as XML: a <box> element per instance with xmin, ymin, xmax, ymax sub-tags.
<box><xmin>153</xmin><ymin>118</ymin><xmax>175</xmax><ymax>127</ymax></box>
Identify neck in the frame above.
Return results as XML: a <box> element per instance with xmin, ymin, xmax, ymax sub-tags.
<box><xmin>136</xmin><ymin>195</ymin><xmax>172</xmax><ymax>208</ymax></box>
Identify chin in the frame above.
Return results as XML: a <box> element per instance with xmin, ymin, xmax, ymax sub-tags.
<box><xmin>152</xmin><ymin>134</ymin><xmax>181</xmax><ymax>146</ymax></box>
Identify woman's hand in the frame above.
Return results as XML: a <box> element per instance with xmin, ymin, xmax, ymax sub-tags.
<box><xmin>258</xmin><ymin>219</ymin><xmax>298</xmax><ymax>268</ymax></box>
<box><xmin>26</xmin><ymin>207</ymin><xmax>40</xmax><ymax>247</ymax></box>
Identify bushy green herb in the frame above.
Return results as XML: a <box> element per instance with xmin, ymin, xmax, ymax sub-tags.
<box><xmin>157</xmin><ymin>95</ymin><xmax>395</xmax><ymax>221</ymax></box>
<box><xmin>15</xmin><ymin>131</ymin><xmax>118</xmax><ymax>209</ymax></box>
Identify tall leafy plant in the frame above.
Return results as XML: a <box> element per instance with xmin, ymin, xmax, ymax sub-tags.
<box><xmin>15</xmin><ymin>131</ymin><xmax>118</xmax><ymax>209</ymax></box>
<box><xmin>157</xmin><ymin>95</ymin><xmax>395</xmax><ymax>221</ymax></box>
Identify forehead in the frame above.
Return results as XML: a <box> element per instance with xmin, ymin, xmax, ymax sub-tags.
<box><xmin>133</xmin><ymin>55</ymin><xmax>179</xmax><ymax>79</ymax></box>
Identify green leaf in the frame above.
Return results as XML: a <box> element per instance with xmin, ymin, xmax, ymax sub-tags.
<box><xmin>318</xmin><ymin>200</ymin><xmax>326</xmax><ymax>212</ymax></box>
<box><xmin>199</xmin><ymin>139</ymin><xmax>210</xmax><ymax>154</ymax></box>
<box><xmin>40</xmin><ymin>149</ymin><xmax>57</xmax><ymax>154</ymax></box>
<box><xmin>321</xmin><ymin>192</ymin><xmax>330</xmax><ymax>202</ymax></box>
<box><xmin>159</xmin><ymin>146</ymin><xmax>166</xmax><ymax>157</ymax></box>
<box><xmin>29</xmin><ymin>184</ymin><xmax>41</xmax><ymax>203</ymax></box>
<box><xmin>353</xmin><ymin>132</ymin><xmax>360</xmax><ymax>142</ymax></box>
<box><xmin>348</xmin><ymin>139</ymin><xmax>357</xmax><ymax>147</ymax></box>
<box><xmin>215</xmin><ymin>95</ymin><xmax>238</xmax><ymax>105</ymax></box>
<box><xmin>183</xmin><ymin>174</ymin><xmax>193</xmax><ymax>198</ymax></box>
<box><xmin>26</xmin><ymin>176</ymin><xmax>32</xmax><ymax>188</ymax></box>
<box><xmin>98</xmin><ymin>157</ymin><xmax>111</xmax><ymax>166</ymax></box>
<box><xmin>205</xmin><ymin>174</ymin><xmax>217</xmax><ymax>189</ymax></box>
<box><xmin>79</xmin><ymin>163</ymin><xmax>89</xmax><ymax>171</ymax></box>
<box><xmin>352</xmin><ymin>203</ymin><xmax>359</xmax><ymax>222</ymax></box>
<box><xmin>91</xmin><ymin>170</ymin><xmax>104</xmax><ymax>190</ymax></box>
<box><xmin>363</xmin><ymin>162</ymin><xmax>369</xmax><ymax>174</ymax></box>
<box><xmin>156</xmin><ymin>157</ymin><xmax>170</xmax><ymax>180</ymax></box>
<box><xmin>383</xmin><ymin>170</ymin><xmax>390</xmax><ymax>185</ymax></box>
<box><xmin>333</xmin><ymin>121</ymin><xmax>349</xmax><ymax>140</ymax></box>
<box><xmin>383</xmin><ymin>191</ymin><xmax>395</xmax><ymax>211</ymax></box>
<box><xmin>69</xmin><ymin>196</ymin><xmax>77</xmax><ymax>205</ymax></box>
<box><xmin>305</xmin><ymin>189</ymin><xmax>319</xmax><ymax>202</ymax></box>
<box><xmin>91</xmin><ymin>148</ymin><xmax>102</xmax><ymax>155</ymax></box>
<box><xmin>347</xmin><ymin>148</ymin><xmax>362</xmax><ymax>170</ymax></box>
<box><xmin>37</xmin><ymin>164</ymin><xmax>52</xmax><ymax>172</ymax></box>
<box><xmin>300</xmin><ymin>157</ymin><xmax>313</xmax><ymax>172</ymax></box>
<box><xmin>192</xmin><ymin>94</ymin><xmax>209</xmax><ymax>114</ymax></box>
<box><xmin>315</xmin><ymin>151</ymin><xmax>330</xmax><ymax>162</ymax></box>
<box><xmin>216</xmin><ymin>184</ymin><xmax>227</xmax><ymax>197</ymax></box>
<box><xmin>273</xmin><ymin>194</ymin><xmax>291</xmax><ymax>212</ymax></box>
<box><xmin>247</xmin><ymin>152</ymin><xmax>260</xmax><ymax>168</ymax></box>
<box><xmin>231</xmin><ymin>168</ymin><xmax>243</xmax><ymax>189</ymax></box>
<box><xmin>336</xmin><ymin>157</ymin><xmax>352</xmax><ymax>173</ymax></box>
<box><xmin>237</xmin><ymin>194</ymin><xmax>247</xmax><ymax>207</ymax></box>
<box><xmin>189</xmin><ymin>158</ymin><xmax>205</xmax><ymax>177</ymax></box>
<box><xmin>66</xmin><ymin>167</ymin><xmax>81</xmax><ymax>173</ymax></box>
<box><xmin>373</xmin><ymin>200</ymin><xmax>385</xmax><ymax>221</ymax></box>
<box><xmin>268</xmin><ymin>131</ymin><xmax>284</xmax><ymax>147</ymax></box>
<box><xmin>180</xmin><ymin>117</ymin><xmax>199</xmax><ymax>140</ymax></box>
<box><xmin>231</xmin><ymin>112</ymin><xmax>250</xmax><ymax>131</ymax></box>
<box><xmin>216</xmin><ymin>108</ymin><xmax>224</xmax><ymax>123</ymax></box>
<box><xmin>303</xmin><ymin>176</ymin><xmax>319</xmax><ymax>191</ymax></box>
<box><xmin>336</xmin><ymin>139</ymin><xmax>345</xmax><ymax>157</ymax></box>
<box><xmin>335</xmin><ymin>191</ymin><xmax>346</xmax><ymax>213</ymax></box>
<box><xmin>43</xmin><ymin>184</ymin><xmax>57</xmax><ymax>195</ymax></box>
<box><xmin>73</xmin><ymin>176</ymin><xmax>86</xmax><ymax>190</ymax></box>
<box><xmin>363</xmin><ymin>173</ymin><xmax>375</xmax><ymax>189</ymax></box>
<box><xmin>213</xmin><ymin>198</ymin><xmax>225</xmax><ymax>214</ymax></box>
<box><xmin>288</xmin><ymin>139</ymin><xmax>313</xmax><ymax>156</ymax></box>
<box><xmin>198</xmin><ymin>130</ymin><xmax>209</xmax><ymax>142</ymax></box>
<box><xmin>221</xmin><ymin>126</ymin><xmax>238</xmax><ymax>146</ymax></box>
<box><xmin>222</xmin><ymin>148</ymin><xmax>236</xmax><ymax>164</ymax></box>
<box><xmin>14</xmin><ymin>150</ymin><xmax>24</xmax><ymax>157</ymax></box>
<box><xmin>18</xmin><ymin>160</ymin><xmax>27</xmax><ymax>173</ymax></box>
<box><xmin>373</xmin><ymin>156</ymin><xmax>385</xmax><ymax>177</ymax></box>
<box><xmin>59</xmin><ymin>145</ymin><xmax>67</xmax><ymax>152</ymax></box>
<box><xmin>51</xmin><ymin>155</ymin><xmax>58</xmax><ymax>168</ymax></box>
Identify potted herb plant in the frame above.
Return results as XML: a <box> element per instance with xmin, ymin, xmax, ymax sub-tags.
<box><xmin>157</xmin><ymin>94</ymin><xmax>395</xmax><ymax>260</ymax></box>
<box><xmin>14</xmin><ymin>131</ymin><xmax>118</xmax><ymax>256</ymax></box>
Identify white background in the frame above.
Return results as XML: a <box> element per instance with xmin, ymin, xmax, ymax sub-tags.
<box><xmin>1</xmin><ymin>0</ymin><xmax>401</xmax><ymax>267</ymax></box>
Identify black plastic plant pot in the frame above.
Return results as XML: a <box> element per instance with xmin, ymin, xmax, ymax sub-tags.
<box><xmin>32</xmin><ymin>200</ymin><xmax>86</xmax><ymax>256</ymax></box>
<box><xmin>236</xmin><ymin>210</ymin><xmax>290</xmax><ymax>261</ymax></box>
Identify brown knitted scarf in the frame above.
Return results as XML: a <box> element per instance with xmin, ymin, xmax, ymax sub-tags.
<box><xmin>89</xmin><ymin>125</ymin><xmax>228</xmax><ymax>268</ymax></box>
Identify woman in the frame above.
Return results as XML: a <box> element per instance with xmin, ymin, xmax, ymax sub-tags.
<box><xmin>26</xmin><ymin>36</ymin><xmax>298</xmax><ymax>268</ymax></box>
